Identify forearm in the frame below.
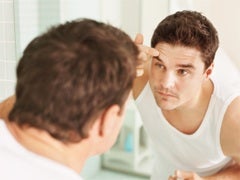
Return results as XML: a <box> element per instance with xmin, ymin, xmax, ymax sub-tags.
<box><xmin>0</xmin><ymin>95</ymin><xmax>15</xmax><ymax>120</ymax></box>
<box><xmin>205</xmin><ymin>162</ymin><xmax>240</xmax><ymax>180</ymax></box>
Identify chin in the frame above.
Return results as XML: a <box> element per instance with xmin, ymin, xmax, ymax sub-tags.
<box><xmin>156</xmin><ymin>100</ymin><xmax>178</xmax><ymax>110</ymax></box>
<box><xmin>158</xmin><ymin>105</ymin><xmax>176</xmax><ymax>111</ymax></box>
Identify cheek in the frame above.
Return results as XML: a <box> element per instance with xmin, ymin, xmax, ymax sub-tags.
<box><xmin>178</xmin><ymin>80</ymin><xmax>202</xmax><ymax>95</ymax></box>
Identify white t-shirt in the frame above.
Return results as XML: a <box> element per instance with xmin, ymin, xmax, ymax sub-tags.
<box><xmin>0</xmin><ymin>120</ymin><xmax>83</xmax><ymax>180</ymax></box>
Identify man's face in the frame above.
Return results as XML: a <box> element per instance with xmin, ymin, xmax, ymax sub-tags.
<box><xmin>149</xmin><ymin>43</ymin><xmax>208</xmax><ymax>110</ymax></box>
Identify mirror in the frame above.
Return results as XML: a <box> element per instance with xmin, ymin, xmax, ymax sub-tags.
<box><xmin>3</xmin><ymin>0</ymin><xmax>239</xmax><ymax>179</ymax></box>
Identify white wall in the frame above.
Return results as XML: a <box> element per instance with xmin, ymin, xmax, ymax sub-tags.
<box><xmin>141</xmin><ymin>0</ymin><xmax>169</xmax><ymax>45</ymax></box>
<box><xmin>100</xmin><ymin>0</ymin><xmax>121</xmax><ymax>27</ymax></box>
<box><xmin>191</xmin><ymin>0</ymin><xmax>240</xmax><ymax>70</ymax></box>
<box><xmin>210</xmin><ymin>0</ymin><xmax>240</xmax><ymax>69</ymax></box>
<box><xmin>60</xmin><ymin>0</ymin><xmax>100</xmax><ymax>23</ymax></box>
<box><xmin>0</xmin><ymin>0</ymin><xmax>17</xmax><ymax>101</ymax></box>
<box><xmin>16</xmin><ymin>0</ymin><xmax>38</xmax><ymax>54</ymax></box>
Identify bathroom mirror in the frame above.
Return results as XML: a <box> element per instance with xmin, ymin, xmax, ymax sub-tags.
<box><xmin>11</xmin><ymin>0</ymin><xmax>240</xmax><ymax>179</ymax></box>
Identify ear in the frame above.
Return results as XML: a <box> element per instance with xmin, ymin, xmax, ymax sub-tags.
<box><xmin>205</xmin><ymin>63</ymin><xmax>214</xmax><ymax>78</ymax></box>
<box><xmin>99</xmin><ymin>105</ymin><xmax>122</xmax><ymax>137</ymax></box>
<box><xmin>86</xmin><ymin>105</ymin><xmax>121</xmax><ymax>142</ymax></box>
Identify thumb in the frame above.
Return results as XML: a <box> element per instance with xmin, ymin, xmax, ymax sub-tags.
<box><xmin>134</xmin><ymin>33</ymin><xmax>144</xmax><ymax>45</ymax></box>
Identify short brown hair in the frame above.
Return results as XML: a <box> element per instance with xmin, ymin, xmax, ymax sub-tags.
<box><xmin>151</xmin><ymin>10</ymin><xmax>219</xmax><ymax>69</ymax></box>
<box><xmin>9</xmin><ymin>19</ymin><xmax>138</xmax><ymax>143</ymax></box>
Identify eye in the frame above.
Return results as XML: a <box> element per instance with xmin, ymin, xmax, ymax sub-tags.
<box><xmin>177</xmin><ymin>69</ymin><xmax>189</xmax><ymax>76</ymax></box>
<box><xmin>154</xmin><ymin>62</ymin><xmax>165</xmax><ymax>70</ymax></box>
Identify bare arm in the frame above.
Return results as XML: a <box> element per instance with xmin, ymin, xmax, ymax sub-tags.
<box><xmin>211</xmin><ymin>95</ymin><xmax>240</xmax><ymax>179</ymax></box>
<box><xmin>206</xmin><ymin>161</ymin><xmax>240</xmax><ymax>180</ymax></box>
<box><xmin>169</xmin><ymin>162</ymin><xmax>240</xmax><ymax>180</ymax></box>
<box><xmin>0</xmin><ymin>95</ymin><xmax>15</xmax><ymax>120</ymax></box>
<box><xmin>133</xmin><ymin>34</ymin><xmax>159</xmax><ymax>99</ymax></box>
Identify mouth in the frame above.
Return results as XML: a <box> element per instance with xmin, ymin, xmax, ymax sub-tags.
<box><xmin>157</xmin><ymin>91</ymin><xmax>176</xmax><ymax>98</ymax></box>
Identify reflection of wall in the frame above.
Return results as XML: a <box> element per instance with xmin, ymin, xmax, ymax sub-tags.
<box><xmin>141</xmin><ymin>0</ymin><xmax>169</xmax><ymax>45</ymax></box>
<box><xmin>60</xmin><ymin>0</ymin><xmax>100</xmax><ymax>23</ymax></box>
<box><xmin>15</xmin><ymin>0</ymin><xmax>122</xmax><ymax>55</ymax></box>
<box><xmin>167</xmin><ymin>0</ymin><xmax>240</xmax><ymax>69</ymax></box>
<box><xmin>0</xmin><ymin>0</ymin><xmax>16</xmax><ymax>101</ymax></box>
<box><xmin>16</xmin><ymin>0</ymin><xmax>38</xmax><ymax>55</ymax></box>
<box><xmin>38</xmin><ymin>0</ymin><xmax>60</xmax><ymax>34</ymax></box>
<box><xmin>210</xmin><ymin>0</ymin><xmax>240</xmax><ymax>69</ymax></box>
<box><xmin>211</xmin><ymin>47</ymin><xmax>240</xmax><ymax>85</ymax></box>
<box><xmin>120</xmin><ymin>0</ymin><xmax>141</xmax><ymax>39</ymax></box>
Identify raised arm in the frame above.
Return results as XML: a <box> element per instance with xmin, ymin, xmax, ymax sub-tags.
<box><xmin>133</xmin><ymin>33</ymin><xmax>159</xmax><ymax>99</ymax></box>
<box><xmin>0</xmin><ymin>95</ymin><xmax>15</xmax><ymax>121</ymax></box>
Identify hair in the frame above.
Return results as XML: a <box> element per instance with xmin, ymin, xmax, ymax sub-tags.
<box><xmin>9</xmin><ymin>19</ymin><xmax>138</xmax><ymax>143</ymax></box>
<box><xmin>151</xmin><ymin>10</ymin><xmax>219</xmax><ymax>69</ymax></box>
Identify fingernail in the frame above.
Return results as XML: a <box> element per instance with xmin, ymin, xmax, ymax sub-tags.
<box><xmin>153</xmin><ymin>50</ymin><xmax>159</xmax><ymax>56</ymax></box>
<box><xmin>136</xmin><ymin>69</ymin><xmax>144</xmax><ymax>76</ymax></box>
<box><xmin>176</xmin><ymin>170</ymin><xmax>181</xmax><ymax>176</ymax></box>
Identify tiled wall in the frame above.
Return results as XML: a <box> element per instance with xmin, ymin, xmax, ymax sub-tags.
<box><xmin>0</xmin><ymin>0</ymin><xmax>17</xmax><ymax>101</ymax></box>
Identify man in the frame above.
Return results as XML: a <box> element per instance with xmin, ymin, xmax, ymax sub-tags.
<box><xmin>134</xmin><ymin>10</ymin><xmax>240</xmax><ymax>179</ymax></box>
<box><xmin>0</xmin><ymin>18</ymin><xmax>139</xmax><ymax>179</ymax></box>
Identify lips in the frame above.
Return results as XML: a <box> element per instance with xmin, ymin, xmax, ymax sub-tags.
<box><xmin>157</xmin><ymin>91</ymin><xmax>176</xmax><ymax>98</ymax></box>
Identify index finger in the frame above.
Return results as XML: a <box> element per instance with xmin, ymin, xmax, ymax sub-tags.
<box><xmin>134</xmin><ymin>33</ymin><xmax>144</xmax><ymax>45</ymax></box>
<box><xmin>138</xmin><ymin>45</ymin><xmax>159</xmax><ymax>57</ymax></box>
<box><xmin>148</xmin><ymin>47</ymin><xmax>159</xmax><ymax>57</ymax></box>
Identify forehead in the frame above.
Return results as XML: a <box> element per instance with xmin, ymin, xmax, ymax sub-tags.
<box><xmin>155</xmin><ymin>43</ymin><xmax>203</xmax><ymax>66</ymax></box>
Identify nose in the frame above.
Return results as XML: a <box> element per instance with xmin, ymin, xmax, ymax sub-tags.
<box><xmin>160</xmin><ymin>72</ymin><xmax>176</xmax><ymax>89</ymax></box>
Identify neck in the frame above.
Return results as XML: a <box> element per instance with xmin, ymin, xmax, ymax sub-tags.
<box><xmin>5</xmin><ymin>121</ymin><xmax>90</xmax><ymax>173</ymax></box>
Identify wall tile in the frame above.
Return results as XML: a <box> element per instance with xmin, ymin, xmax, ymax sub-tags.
<box><xmin>0</xmin><ymin>0</ymin><xmax>16</xmax><ymax>101</ymax></box>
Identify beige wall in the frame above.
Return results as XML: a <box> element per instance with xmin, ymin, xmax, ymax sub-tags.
<box><xmin>186</xmin><ymin>0</ymin><xmax>240</xmax><ymax>69</ymax></box>
<box><xmin>210</xmin><ymin>0</ymin><xmax>240</xmax><ymax>69</ymax></box>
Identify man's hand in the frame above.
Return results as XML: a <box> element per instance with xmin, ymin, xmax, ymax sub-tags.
<box><xmin>134</xmin><ymin>33</ymin><xmax>159</xmax><ymax>77</ymax></box>
<box><xmin>169</xmin><ymin>170</ymin><xmax>204</xmax><ymax>180</ymax></box>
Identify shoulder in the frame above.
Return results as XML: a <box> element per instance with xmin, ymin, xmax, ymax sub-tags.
<box><xmin>220</xmin><ymin>96</ymin><xmax>240</xmax><ymax>158</ymax></box>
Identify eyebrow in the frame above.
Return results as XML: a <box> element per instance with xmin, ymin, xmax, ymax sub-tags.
<box><xmin>154</xmin><ymin>56</ymin><xmax>195</xmax><ymax>69</ymax></box>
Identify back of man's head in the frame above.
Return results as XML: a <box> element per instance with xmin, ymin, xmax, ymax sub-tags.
<box><xmin>9</xmin><ymin>19</ymin><xmax>138</xmax><ymax>143</ymax></box>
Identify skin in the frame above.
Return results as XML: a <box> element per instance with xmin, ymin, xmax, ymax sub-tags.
<box><xmin>133</xmin><ymin>34</ymin><xmax>240</xmax><ymax>179</ymax></box>
<box><xmin>0</xmin><ymin>95</ymin><xmax>15</xmax><ymax>120</ymax></box>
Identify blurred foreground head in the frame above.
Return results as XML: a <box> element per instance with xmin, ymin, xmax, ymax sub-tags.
<box><xmin>9</xmin><ymin>18</ymin><xmax>138</xmax><ymax>143</ymax></box>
